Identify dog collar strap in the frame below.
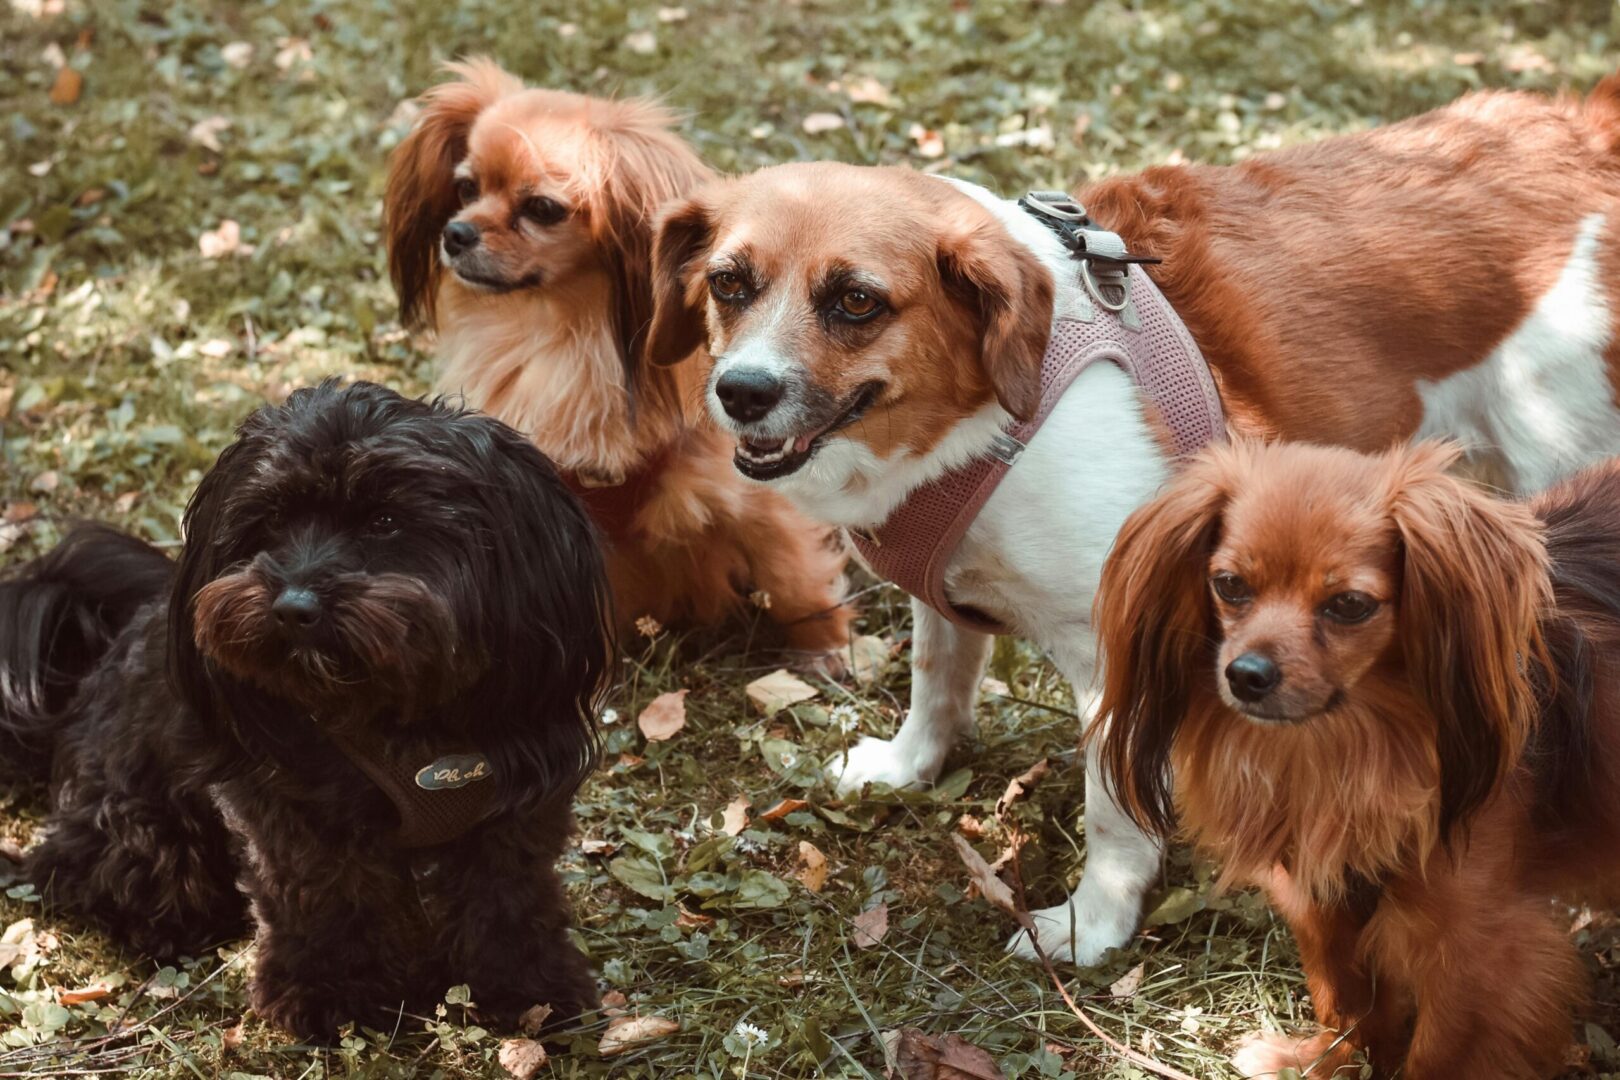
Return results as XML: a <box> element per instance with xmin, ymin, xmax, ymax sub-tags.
<box><xmin>560</xmin><ymin>442</ymin><xmax>675</xmax><ymax>541</ymax></box>
<box><xmin>330</xmin><ymin>731</ymin><xmax>498</xmax><ymax>848</ymax></box>
<box><xmin>849</xmin><ymin>263</ymin><xmax>1224</xmax><ymax>634</ymax></box>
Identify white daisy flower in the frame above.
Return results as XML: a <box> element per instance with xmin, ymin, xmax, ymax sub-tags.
<box><xmin>733</xmin><ymin>1021</ymin><xmax>769</xmax><ymax>1047</ymax></box>
<box><xmin>829</xmin><ymin>703</ymin><xmax>860</xmax><ymax>733</ymax></box>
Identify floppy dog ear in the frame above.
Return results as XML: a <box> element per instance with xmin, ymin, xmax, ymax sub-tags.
<box><xmin>580</xmin><ymin>99</ymin><xmax>712</xmax><ymax>381</ymax></box>
<box><xmin>644</xmin><ymin>195</ymin><xmax>716</xmax><ymax>367</ymax></box>
<box><xmin>458</xmin><ymin>418</ymin><xmax>613</xmax><ymax>808</ymax></box>
<box><xmin>937</xmin><ymin>219</ymin><xmax>1055</xmax><ymax>422</ymax></box>
<box><xmin>383</xmin><ymin>57</ymin><xmax>522</xmax><ymax>331</ymax></box>
<box><xmin>1387</xmin><ymin>440</ymin><xmax>1550</xmax><ymax>843</ymax></box>
<box><xmin>1091</xmin><ymin>452</ymin><xmax>1231</xmax><ymax>838</ymax></box>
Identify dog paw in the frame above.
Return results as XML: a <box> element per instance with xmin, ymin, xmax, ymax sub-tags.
<box><xmin>830</xmin><ymin>736</ymin><xmax>938</xmax><ymax>796</ymax></box>
<box><xmin>1004</xmin><ymin>900</ymin><xmax>1136</xmax><ymax>967</ymax></box>
<box><xmin>786</xmin><ymin>647</ymin><xmax>848</xmax><ymax>681</ymax></box>
<box><xmin>252</xmin><ymin>985</ymin><xmax>358</xmax><ymax>1042</ymax></box>
<box><xmin>1229</xmin><ymin>1030</ymin><xmax>1340</xmax><ymax>1077</ymax></box>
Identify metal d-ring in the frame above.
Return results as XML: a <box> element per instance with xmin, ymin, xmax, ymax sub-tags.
<box><xmin>1080</xmin><ymin>258</ymin><xmax>1130</xmax><ymax>313</ymax></box>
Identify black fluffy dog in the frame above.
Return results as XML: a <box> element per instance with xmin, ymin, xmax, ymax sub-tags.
<box><xmin>0</xmin><ymin>380</ymin><xmax>610</xmax><ymax>1039</ymax></box>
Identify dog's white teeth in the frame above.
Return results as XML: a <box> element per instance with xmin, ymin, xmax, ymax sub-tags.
<box><xmin>740</xmin><ymin>438</ymin><xmax>790</xmax><ymax>463</ymax></box>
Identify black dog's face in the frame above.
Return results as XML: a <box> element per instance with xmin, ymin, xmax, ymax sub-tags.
<box><xmin>170</xmin><ymin>381</ymin><xmax>611</xmax><ymax>796</ymax></box>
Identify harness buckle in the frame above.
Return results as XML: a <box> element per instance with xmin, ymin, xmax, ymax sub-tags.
<box><xmin>989</xmin><ymin>431</ymin><xmax>1026</xmax><ymax>466</ymax></box>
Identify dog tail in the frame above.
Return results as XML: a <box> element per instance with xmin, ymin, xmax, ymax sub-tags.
<box><xmin>0</xmin><ymin>524</ymin><xmax>172</xmax><ymax>774</ymax></box>
<box><xmin>1583</xmin><ymin>73</ymin><xmax>1620</xmax><ymax>157</ymax></box>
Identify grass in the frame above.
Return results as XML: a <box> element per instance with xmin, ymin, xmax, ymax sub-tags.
<box><xmin>2</xmin><ymin>0</ymin><xmax>1618</xmax><ymax>1076</ymax></box>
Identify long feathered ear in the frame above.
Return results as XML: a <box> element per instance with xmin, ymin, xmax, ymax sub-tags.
<box><xmin>1387</xmin><ymin>440</ymin><xmax>1550</xmax><ymax>843</ymax></box>
<box><xmin>456</xmin><ymin>415</ymin><xmax>613</xmax><ymax>809</ymax></box>
<box><xmin>579</xmin><ymin>98</ymin><xmax>713</xmax><ymax>384</ymax></box>
<box><xmin>383</xmin><ymin>57</ymin><xmax>523</xmax><ymax>331</ymax></box>
<box><xmin>1091</xmin><ymin>452</ymin><xmax>1232</xmax><ymax>838</ymax></box>
<box><xmin>936</xmin><ymin>215</ymin><xmax>1055</xmax><ymax>422</ymax></box>
<box><xmin>644</xmin><ymin>193</ymin><xmax>716</xmax><ymax>367</ymax></box>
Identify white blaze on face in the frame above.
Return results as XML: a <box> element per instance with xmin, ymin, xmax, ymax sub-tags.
<box><xmin>1417</xmin><ymin>212</ymin><xmax>1619</xmax><ymax>493</ymax></box>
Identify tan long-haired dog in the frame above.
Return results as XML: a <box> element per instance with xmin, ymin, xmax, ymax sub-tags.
<box><xmin>1092</xmin><ymin>439</ymin><xmax>1620</xmax><ymax>1079</ymax></box>
<box><xmin>384</xmin><ymin>59</ymin><xmax>854</xmax><ymax>665</ymax></box>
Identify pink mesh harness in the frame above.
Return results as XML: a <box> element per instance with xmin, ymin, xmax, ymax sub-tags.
<box><xmin>848</xmin><ymin>261</ymin><xmax>1224</xmax><ymax>635</ymax></box>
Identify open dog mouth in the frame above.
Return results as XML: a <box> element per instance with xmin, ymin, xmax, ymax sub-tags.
<box><xmin>734</xmin><ymin>382</ymin><xmax>883</xmax><ymax>480</ymax></box>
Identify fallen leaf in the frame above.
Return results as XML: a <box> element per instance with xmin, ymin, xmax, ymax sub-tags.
<box><xmin>49</xmin><ymin>67</ymin><xmax>82</xmax><ymax>105</ymax></box>
<box><xmin>802</xmin><ymin>111</ymin><xmax>845</xmax><ymax>135</ymax></box>
<box><xmin>656</xmin><ymin>5</ymin><xmax>687</xmax><ymax>20</ymax></box>
<box><xmin>221</xmin><ymin>1019</ymin><xmax>245</xmax><ymax>1052</ymax></box>
<box><xmin>1110</xmin><ymin>962</ymin><xmax>1145</xmax><ymax>999</ymax></box>
<box><xmin>600</xmin><ymin>990</ymin><xmax>628</xmax><ymax>1014</ymax></box>
<box><xmin>995</xmin><ymin>758</ymin><xmax>1049</xmax><ymax>819</ymax></box>
<box><xmin>624</xmin><ymin>30</ymin><xmax>658</xmax><ymax>55</ymax></box>
<box><xmin>637</xmin><ymin>689</ymin><xmax>688</xmax><ymax>741</ymax></box>
<box><xmin>759</xmin><ymin>797</ymin><xmax>809</xmax><ymax>821</ymax></box>
<box><xmin>273</xmin><ymin>37</ymin><xmax>312</xmax><ymax>73</ymax></box>
<box><xmin>845</xmin><ymin>75</ymin><xmax>894</xmax><ymax>107</ymax></box>
<box><xmin>851</xmin><ymin>902</ymin><xmax>888</xmax><ymax>948</ymax></box>
<box><xmin>745</xmin><ymin>669</ymin><xmax>817</xmax><ymax>715</ymax></box>
<box><xmin>30</xmin><ymin>471</ymin><xmax>59</xmax><ymax>493</ymax></box>
<box><xmin>849</xmin><ymin>634</ymin><xmax>891</xmax><ymax>686</ymax></box>
<box><xmin>198</xmin><ymin>338</ymin><xmax>234</xmax><ymax>358</ymax></box>
<box><xmin>721</xmin><ymin>794</ymin><xmax>750</xmax><ymax>836</ymax></box>
<box><xmin>890</xmin><ymin>1027</ymin><xmax>1006</xmax><ymax>1079</ymax></box>
<box><xmin>498</xmin><ymin>1037</ymin><xmax>548</xmax><ymax>1078</ymax></box>
<box><xmin>517</xmin><ymin>1003</ymin><xmax>552</xmax><ymax>1037</ymax></box>
<box><xmin>199</xmin><ymin>220</ymin><xmax>243</xmax><ymax>259</ymax></box>
<box><xmin>674</xmin><ymin>904</ymin><xmax>713</xmax><ymax>929</ymax></box>
<box><xmin>579</xmin><ymin>837</ymin><xmax>617</xmax><ymax>856</ymax></box>
<box><xmin>951</xmin><ymin>834</ymin><xmax>1030</xmax><ymax>930</ymax></box>
<box><xmin>908</xmin><ymin>123</ymin><xmax>945</xmax><ymax>159</ymax></box>
<box><xmin>3</xmin><ymin>503</ymin><xmax>39</xmax><ymax>524</ymax></box>
<box><xmin>599</xmin><ymin>1014</ymin><xmax>679</xmax><ymax>1056</ymax></box>
<box><xmin>75</xmin><ymin>187</ymin><xmax>105</xmax><ymax>207</ymax></box>
<box><xmin>58</xmin><ymin>981</ymin><xmax>113</xmax><ymax>1005</ymax></box>
<box><xmin>188</xmin><ymin>115</ymin><xmax>231</xmax><ymax>153</ymax></box>
<box><xmin>796</xmin><ymin>840</ymin><xmax>828</xmax><ymax>892</ymax></box>
<box><xmin>222</xmin><ymin>41</ymin><xmax>254</xmax><ymax>68</ymax></box>
<box><xmin>956</xmin><ymin>814</ymin><xmax>984</xmax><ymax>840</ymax></box>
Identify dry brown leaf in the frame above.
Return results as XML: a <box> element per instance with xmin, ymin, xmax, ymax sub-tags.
<box><xmin>221</xmin><ymin>1019</ymin><xmax>245</xmax><ymax>1052</ymax></box>
<box><xmin>890</xmin><ymin>1026</ymin><xmax>1006</xmax><ymax>1079</ymax></box>
<box><xmin>675</xmin><ymin>904</ymin><xmax>713</xmax><ymax>929</ymax></box>
<box><xmin>745</xmin><ymin>669</ymin><xmax>818</xmax><ymax>714</ymax></box>
<box><xmin>995</xmin><ymin>758</ymin><xmax>1049</xmax><ymax>819</ymax></box>
<box><xmin>517</xmin><ymin>1003</ymin><xmax>552</xmax><ymax>1037</ymax></box>
<box><xmin>1110</xmin><ymin>962</ymin><xmax>1145</xmax><ymax>1000</ymax></box>
<box><xmin>637</xmin><ymin>689</ymin><xmax>688</xmax><ymax>742</ymax></box>
<box><xmin>600</xmin><ymin>990</ymin><xmax>628</xmax><ymax>1014</ymax></box>
<box><xmin>802</xmin><ymin>111</ymin><xmax>845</xmax><ymax>134</ymax></box>
<box><xmin>951</xmin><ymin>834</ymin><xmax>1030</xmax><ymax>930</ymax></box>
<box><xmin>30</xmin><ymin>471</ymin><xmax>59</xmax><ymax>493</ymax></box>
<box><xmin>199</xmin><ymin>220</ymin><xmax>243</xmax><ymax>259</ymax></box>
<box><xmin>49</xmin><ymin>67</ymin><xmax>82</xmax><ymax>105</ymax></box>
<box><xmin>845</xmin><ymin>75</ymin><xmax>894</xmax><ymax>107</ymax></box>
<box><xmin>3</xmin><ymin>502</ymin><xmax>39</xmax><ymax>524</ymax></box>
<box><xmin>852</xmin><ymin>902</ymin><xmax>888</xmax><ymax>949</ymax></box>
<box><xmin>58</xmin><ymin>981</ymin><xmax>113</xmax><ymax>1005</ymax></box>
<box><xmin>579</xmin><ymin>837</ymin><xmax>616</xmax><ymax>856</ymax></box>
<box><xmin>599</xmin><ymin>1014</ymin><xmax>679</xmax><ymax>1056</ymax></box>
<box><xmin>498</xmin><ymin>1037</ymin><xmax>548</xmax><ymax>1078</ymax></box>
<box><xmin>721</xmin><ymin>794</ymin><xmax>750</xmax><ymax>836</ymax></box>
<box><xmin>188</xmin><ymin>115</ymin><xmax>231</xmax><ymax>153</ymax></box>
<box><xmin>759</xmin><ymin>798</ymin><xmax>809</xmax><ymax>822</ymax></box>
<box><xmin>956</xmin><ymin>814</ymin><xmax>985</xmax><ymax>840</ymax></box>
<box><xmin>908</xmin><ymin>123</ymin><xmax>945</xmax><ymax>159</ymax></box>
<box><xmin>796</xmin><ymin>840</ymin><xmax>828</xmax><ymax>893</ymax></box>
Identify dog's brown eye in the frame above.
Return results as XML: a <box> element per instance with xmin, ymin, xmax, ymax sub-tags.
<box><xmin>1210</xmin><ymin>572</ymin><xmax>1252</xmax><ymax>604</ymax></box>
<box><xmin>1323</xmin><ymin>591</ymin><xmax>1378</xmax><ymax>624</ymax></box>
<box><xmin>522</xmin><ymin>196</ymin><xmax>566</xmax><ymax>225</ymax></box>
<box><xmin>709</xmin><ymin>271</ymin><xmax>747</xmax><ymax>302</ymax></box>
<box><xmin>838</xmin><ymin>289</ymin><xmax>881</xmax><ymax>319</ymax></box>
<box><xmin>455</xmin><ymin>178</ymin><xmax>478</xmax><ymax>204</ymax></box>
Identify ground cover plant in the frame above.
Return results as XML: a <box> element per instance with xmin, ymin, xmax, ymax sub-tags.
<box><xmin>1</xmin><ymin>0</ymin><xmax>1617</xmax><ymax>1075</ymax></box>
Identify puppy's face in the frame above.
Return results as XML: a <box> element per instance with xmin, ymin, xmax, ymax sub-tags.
<box><xmin>645</xmin><ymin>163</ymin><xmax>1054</xmax><ymax>490</ymax></box>
<box><xmin>437</xmin><ymin>95</ymin><xmax>598</xmax><ymax>297</ymax></box>
<box><xmin>1205</xmin><ymin>451</ymin><xmax>1401</xmax><ymax>723</ymax></box>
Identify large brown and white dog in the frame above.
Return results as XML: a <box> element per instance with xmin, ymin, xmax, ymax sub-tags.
<box><xmin>384</xmin><ymin>59</ymin><xmax>854</xmax><ymax>665</ymax></box>
<box><xmin>644</xmin><ymin>77</ymin><xmax>1620</xmax><ymax>964</ymax></box>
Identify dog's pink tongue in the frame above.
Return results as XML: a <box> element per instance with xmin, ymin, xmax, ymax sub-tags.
<box><xmin>793</xmin><ymin>434</ymin><xmax>814</xmax><ymax>454</ymax></box>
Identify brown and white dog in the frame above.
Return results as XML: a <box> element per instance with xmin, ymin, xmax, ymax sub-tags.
<box><xmin>644</xmin><ymin>77</ymin><xmax>1620</xmax><ymax>964</ymax></box>
<box><xmin>384</xmin><ymin>59</ymin><xmax>854</xmax><ymax>665</ymax></box>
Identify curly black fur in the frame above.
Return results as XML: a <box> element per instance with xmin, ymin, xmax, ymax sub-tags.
<box><xmin>0</xmin><ymin>380</ymin><xmax>610</xmax><ymax>1039</ymax></box>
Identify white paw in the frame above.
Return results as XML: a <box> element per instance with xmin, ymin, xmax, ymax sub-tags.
<box><xmin>1004</xmin><ymin>899</ymin><xmax>1137</xmax><ymax>967</ymax></box>
<box><xmin>830</xmin><ymin>736</ymin><xmax>936</xmax><ymax>796</ymax></box>
<box><xmin>1229</xmin><ymin>1031</ymin><xmax>1312</xmax><ymax>1077</ymax></box>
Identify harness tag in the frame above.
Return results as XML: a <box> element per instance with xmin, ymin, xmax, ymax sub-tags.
<box><xmin>988</xmin><ymin>432</ymin><xmax>1026</xmax><ymax>466</ymax></box>
<box><xmin>414</xmin><ymin>754</ymin><xmax>493</xmax><ymax>790</ymax></box>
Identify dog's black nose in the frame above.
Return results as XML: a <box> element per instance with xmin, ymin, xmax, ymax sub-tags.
<box><xmin>442</xmin><ymin>220</ymin><xmax>480</xmax><ymax>257</ymax></box>
<box><xmin>1225</xmin><ymin>652</ymin><xmax>1281</xmax><ymax>703</ymax></box>
<box><xmin>715</xmin><ymin>368</ymin><xmax>786</xmax><ymax>423</ymax></box>
<box><xmin>271</xmin><ymin>586</ymin><xmax>322</xmax><ymax>633</ymax></box>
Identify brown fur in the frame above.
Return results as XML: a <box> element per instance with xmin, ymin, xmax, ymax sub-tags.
<box><xmin>383</xmin><ymin>60</ymin><xmax>855</xmax><ymax>660</ymax></box>
<box><xmin>1091</xmin><ymin>440</ymin><xmax>1620</xmax><ymax>1078</ymax></box>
